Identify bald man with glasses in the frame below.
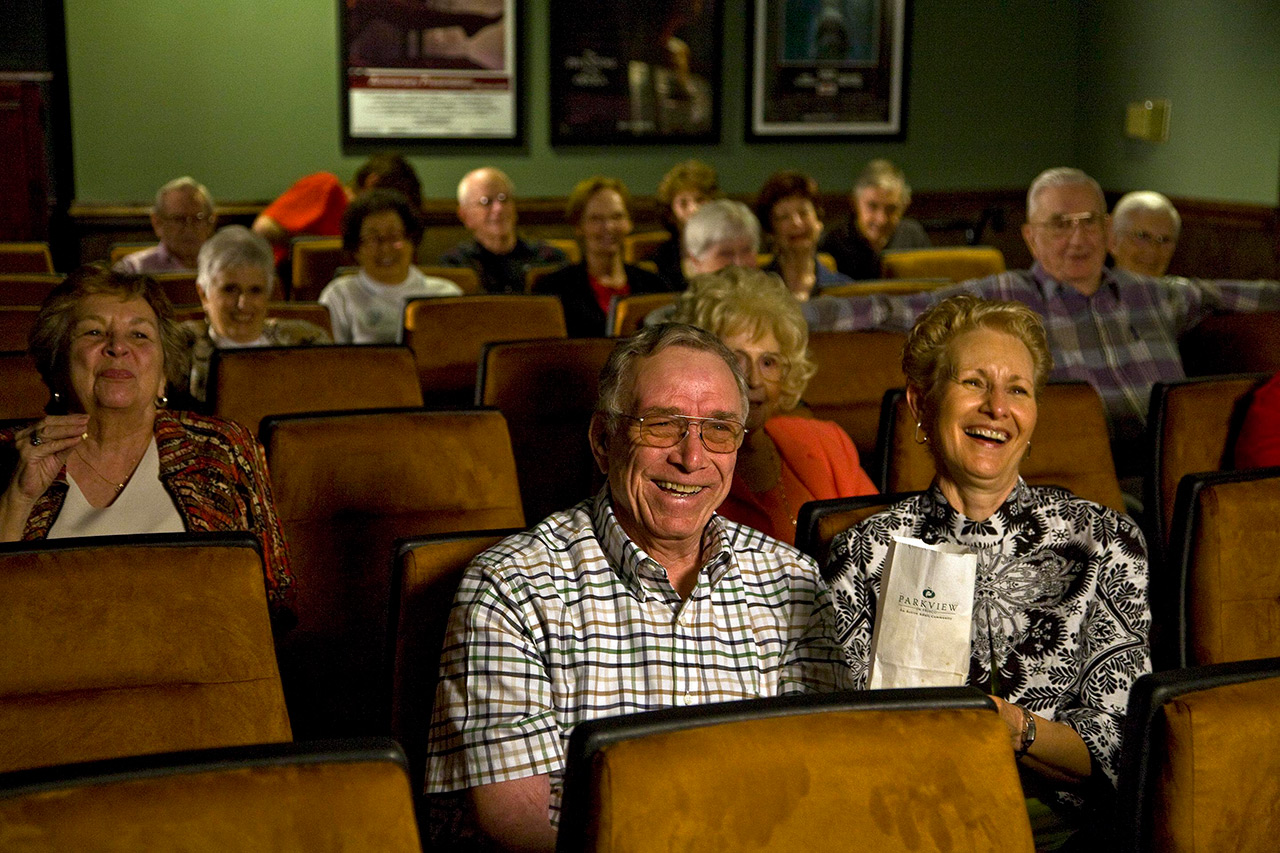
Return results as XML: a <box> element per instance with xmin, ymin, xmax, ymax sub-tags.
<box><xmin>804</xmin><ymin>166</ymin><xmax>1280</xmax><ymax>475</ymax></box>
<box><xmin>424</xmin><ymin>323</ymin><xmax>850</xmax><ymax>852</ymax></box>
<box><xmin>439</xmin><ymin>166</ymin><xmax>567</xmax><ymax>293</ymax></box>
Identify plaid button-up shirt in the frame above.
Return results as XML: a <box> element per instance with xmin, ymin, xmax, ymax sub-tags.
<box><xmin>803</xmin><ymin>263</ymin><xmax>1280</xmax><ymax>448</ymax></box>
<box><xmin>424</xmin><ymin>487</ymin><xmax>851</xmax><ymax>822</ymax></box>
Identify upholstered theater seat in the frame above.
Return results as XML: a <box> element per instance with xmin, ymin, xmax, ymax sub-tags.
<box><xmin>803</xmin><ymin>330</ymin><xmax>909</xmax><ymax>462</ymax></box>
<box><xmin>209</xmin><ymin>344</ymin><xmax>423</xmax><ymax>435</ymax></box>
<box><xmin>1167</xmin><ymin>467</ymin><xmax>1280</xmax><ymax>667</ymax></box>
<box><xmin>0</xmin><ymin>738</ymin><xmax>420</xmax><ymax>852</ymax></box>
<box><xmin>389</xmin><ymin>529</ymin><xmax>521</xmax><ymax>799</ymax></box>
<box><xmin>607</xmin><ymin>292</ymin><xmax>676</xmax><ymax>336</ymax></box>
<box><xmin>477</xmin><ymin>336</ymin><xmax>615</xmax><ymax>522</ymax></box>
<box><xmin>402</xmin><ymin>294</ymin><xmax>567</xmax><ymax>405</ymax></box>
<box><xmin>878</xmin><ymin>382</ymin><xmax>1125</xmax><ymax>511</ymax></box>
<box><xmin>558</xmin><ymin>688</ymin><xmax>1033</xmax><ymax>853</ymax></box>
<box><xmin>0</xmin><ymin>533</ymin><xmax>290</xmax><ymax>774</ymax></box>
<box><xmin>1144</xmin><ymin>374</ymin><xmax>1268</xmax><ymax>569</ymax></box>
<box><xmin>881</xmin><ymin>246</ymin><xmax>1006</xmax><ymax>281</ymax></box>
<box><xmin>263</xmin><ymin>407</ymin><xmax>524</xmax><ymax>738</ymax></box>
<box><xmin>1117</xmin><ymin>658</ymin><xmax>1280</xmax><ymax>853</ymax></box>
<box><xmin>0</xmin><ymin>241</ymin><xmax>54</xmax><ymax>274</ymax></box>
<box><xmin>289</xmin><ymin>235</ymin><xmax>347</xmax><ymax>302</ymax></box>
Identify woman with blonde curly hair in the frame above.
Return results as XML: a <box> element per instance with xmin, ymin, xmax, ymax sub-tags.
<box><xmin>671</xmin><ymin>266</ymin><xmax>876</xmax><ymax>543</ymax></box>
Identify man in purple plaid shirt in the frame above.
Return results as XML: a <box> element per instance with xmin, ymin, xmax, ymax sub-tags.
<box><xmin>804</xmin><ymin>167</ymin><xmax>1280</xmax><ymax>475</ymax></box>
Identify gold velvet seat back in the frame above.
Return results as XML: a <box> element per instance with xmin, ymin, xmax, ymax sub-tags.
<box><xmin>263</xmin><ymin>408</ymin><xmax>524</xmax><ymax>738</ymax></box>
<box><xmin>478</xmin><ymin>337</ymin><xmax>615</xmax><ymax>523</ymax></box>
<box><xmin>210</xmin><ymin>344</ymin><xmax>424</xmax><ymax>435</ymax></box>
<box><xmin>608</xmin><ymin>292</ymin><xmax>676</xmax><ymax>337</ymax></box>
<box><xmin>389</xmin><ymin>529</ymin><xmax>521</xmax><ymax>800</ymax></box>
<box><xmin>0</xmin><ymin>241</ymin><xmax>54</xmax><ymax>274</ymax></box>
<box><xmin>0</xmin><ymin>739</ymin><xmax>421</xmax><ymax>852</ymax></box>
<box><xmin>803</xmin><ymin>330</ymin><xmax>909</xmax><ymax>463</ymax></box>
<box><xmin>1117</xmin><ymin>658</ymin><xmax>1280</xmax><ymax>853</ymax></box>
<box><xmin>402</xmin><ymin>294</ymin><xmax>568</xmax><ymax>405</ymax></box>
<box><xmin>881</xmin><ymin>246</ymin><xmax>1006</xmax><ymax>281</ymax></box>
<box><xmin>1168</xmin><ymin>468</ymin><xmax>1280</xmax><ymax>666</ymax></box>
<box><xmin>558</xmin><ymin>688</ymin><xmax>1033</xmax><ymax>853</ymax></box>
<box><xmin>1144</xmin><ymin>374</ymin><xmax>1269</xmax><ymax>567</ymax></box>
<box><xmin>0</xmin><ymin>533</ymin><xmax>290</xmax><ymax>775</ymax></box>
<box><xmin>289</xmin><ymin>236</ymin><xmax>348</xmax><ymax>302</ymax></box>
<box><xmin>879</xmin><ymin>382</ymin><xmax>1126</xmax><ymax>512</ymax></box>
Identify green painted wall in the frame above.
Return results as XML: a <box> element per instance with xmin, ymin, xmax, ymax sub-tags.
<box><xmin>65</xmin><ymin>0</ymin><xmax>1275</xmax><ymax>207</ymax></box>
<box><xmin>1076</xmin><ymin>1</ymin><xmax>1280</xmax><ymax>205</ymax></box>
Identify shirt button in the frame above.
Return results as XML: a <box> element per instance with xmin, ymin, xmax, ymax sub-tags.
<box><xmin>683</xmin><ymin>692</ymin><xmax>694</xmax><ymax>705</ymax></box>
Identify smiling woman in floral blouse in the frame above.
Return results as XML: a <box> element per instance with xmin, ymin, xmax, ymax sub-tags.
<box><xmin>823</xmin><ymin>295</ymin><xmax>1150</xmax><ymax>834</ymax></box>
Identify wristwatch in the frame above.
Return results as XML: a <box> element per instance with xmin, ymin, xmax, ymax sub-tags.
<box><xmin>1014</xmin><ymin>704</ymin><xmax>1038</xmax><ymax>758</ymax></box>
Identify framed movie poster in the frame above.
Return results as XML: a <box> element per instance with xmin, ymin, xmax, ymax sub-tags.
<box><xmin>750</xmin><ymin>0</ymin><xmax>909</xmax><ymax>138</ymax></box>
<box><xmin>550</xmin><ymin>1</ymin><xmax>722</xmax><ymax>144</ymax></box>
<box><xmin>342</xmin><ymin>0</ymin><xmax>519</xmax><ymax>142</ymax></box>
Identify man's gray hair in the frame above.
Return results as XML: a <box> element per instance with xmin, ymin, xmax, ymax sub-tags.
<box><xmin>597</xmin><ymin>323</ymin><xmax>749</xmax><ymax>431</ymax></box>
<box><xmin>457</xmin><ymin>166</ymin><xmax>514</xmax><ymax>205</ymax></box>
<box><xmin>854</xmin><ymin>159</ymin><xmax>911</xmax><ymax>206</ymax></box>
<box><xmin>1112</xmin><ymin>190</ymin><xmax>1181</xmax><ymax>235</ymax></box>
<box><xmin>1026</xmin><ymin>167</ymin><xmax>1104</xmax><ymax>222</ymax></box>
<box><xmin>154</xmin><ymin>176</ymin><xmax>214</xmax><ymax>215</ymax></box>
<box><xmin>682</xmin><ymin>199</ymin><xmax>761</xmax><ymax>261</ymax></box>
<box><xmin>195</xmin><ymin>225</ymin><xmax>276</xmax><ymax>297</ymax></box>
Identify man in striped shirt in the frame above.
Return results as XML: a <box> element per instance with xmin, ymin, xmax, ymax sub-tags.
<box><xmin>425</xmin><ymin>324</ymin><xmax>851</xmax><ymax>851</ymax></box>
<box><xmin>803</xmin><ymin>167</ymin><xmax>1280</xmax><ymax>474</ymax></box>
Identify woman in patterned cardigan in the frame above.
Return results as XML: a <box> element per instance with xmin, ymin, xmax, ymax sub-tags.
<box><xmin>0</xmin><ymin>265</ymin><xmax>293</xmax><ymax>619</ymax></box>
<box><xmin>823</xmin><ymin>295</ymin><xmax>1150</xmax><ymax>822</ymax></box>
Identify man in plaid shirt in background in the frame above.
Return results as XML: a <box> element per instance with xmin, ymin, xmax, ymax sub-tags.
<box><xmin>425</xmin><ymin>324</ymin><xmax>852</xmax><ymax>852</ymax></box>
<box><xmin>804</xmin><ymin>166</ymin><xmax>1280</xmax><ymax>479</ymax></box>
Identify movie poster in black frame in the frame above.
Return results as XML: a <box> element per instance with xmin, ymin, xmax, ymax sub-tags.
<box><xmin>750</xmin><ymin>0</ymin><xmax>909</xmax><ymax>139</ymax></box>
<box><xmin>342</xmin><ymin>0</ymin><xmax>519</xmax><ymax>143</ymax></box>
<box><xmin>550</xmin><ymin>1</ymin><xmax>722</xmax><ymax>144</ymax></box>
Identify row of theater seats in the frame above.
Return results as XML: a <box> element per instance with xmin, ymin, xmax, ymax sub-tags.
<box><xmin>3</xmin><ymin>294</ymin><xmax>1279</xmax><ymax>558</ymax></box>
<box><xmin>3</xmin><ymin>515</ymin><xmax>1278</xmax><ymax>850</ymax></box>
<box><xmin>0</xmin><ymin>236</ymin><xmax>1003</xmax><ymax>302</ymax></box>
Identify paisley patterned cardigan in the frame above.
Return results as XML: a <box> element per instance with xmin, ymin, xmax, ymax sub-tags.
<box><xmin>0</xmin><ymin>409</ymin><xmax>294</xmax><ymax>612</ymax></box>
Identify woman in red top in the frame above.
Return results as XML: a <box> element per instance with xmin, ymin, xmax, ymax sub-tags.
<box><xmin>671</xmin><ymin>266</ymin><xmax>877</xmax><ymax>543</ymax></box>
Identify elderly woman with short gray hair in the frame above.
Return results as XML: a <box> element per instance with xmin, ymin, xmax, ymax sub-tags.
<box><xmin>182</xmin><ymin>225</ymin><xmax>330</xmax><ymax>403</ymax></box>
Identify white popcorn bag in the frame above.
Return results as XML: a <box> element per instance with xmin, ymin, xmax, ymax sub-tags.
<box><xmin>868</xmin><ymin>536</ymin><xmax>978</xmax><ymax>689</ymax></box>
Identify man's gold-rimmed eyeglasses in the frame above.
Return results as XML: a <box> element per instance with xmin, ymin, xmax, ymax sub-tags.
<box><xmin>614</xmin><ymin>413</ymin><xmax>746</xmax><ymax>453</ymax></box>
<box><xmin>1030</xmin><ymin>211</ymin><xmax>1106</xmax><ymax>238</ymax></box>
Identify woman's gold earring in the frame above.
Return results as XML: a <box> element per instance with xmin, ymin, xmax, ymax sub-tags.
<box><xmin>156</xmin><ymin>395</ymin><xmax>168</xmax><ymax>409</ymax></box>
<box><xmin>914</xmin><ymin>421</ymin><xmax>928</xmax><ymax>444</ymax></box>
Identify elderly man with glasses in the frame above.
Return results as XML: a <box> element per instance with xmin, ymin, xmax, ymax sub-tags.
<box><xmin>1108</xmin><ymin>190</ymin><xmax>1181</xmax><ymax>278</ymax></box>
<box><xmin>439</xmin><ymin>166</ymin><xmax>567</xmax><ymax>293</ymax></box>
<box><xmin>804</xmin><ymin>166</ymin><xmax>1280</xmax><ymax>475</ymax></box>
<box><xmin>424</xmin><ymin>323</ymin><xmax>851</xmax><ymax>853</ymax></box>
<box><xmin>114</xmin><ymin>176</ymin><xmax>216</xmax><ymax>274</ymax></box>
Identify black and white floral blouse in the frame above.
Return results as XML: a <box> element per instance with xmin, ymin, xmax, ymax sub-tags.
<box><xmin>823</xmin><ymin>479</ymin><xmax>1151</xmax><ymax>787</ymax></box>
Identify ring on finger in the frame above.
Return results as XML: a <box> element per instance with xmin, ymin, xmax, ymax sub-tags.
<box><xmin>29</xmin><ymin>431</ymin><xmax>43</xmax><ymax>447</ymax></box>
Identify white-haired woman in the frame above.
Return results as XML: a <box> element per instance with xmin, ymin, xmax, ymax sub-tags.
<box><xmin>182</xmin><ymin>225</ymin><xmax>330</xmax><ymax>403</ymax></box>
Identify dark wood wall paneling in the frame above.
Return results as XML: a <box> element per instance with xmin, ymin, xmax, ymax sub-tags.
<box><xmin>66</xmin><ymin>189</ymin><xmax>1278</xmax><ymax>281</ymax></box>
